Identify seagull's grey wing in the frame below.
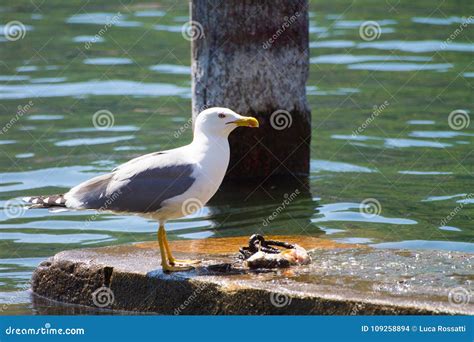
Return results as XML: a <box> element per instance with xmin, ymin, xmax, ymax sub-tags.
<box><xmin>65</xmin><ymin>151</ymin><xmax>196</xmax><ymax>213</ymax></box>
<box><xmin>65</xmin><ymin>173</ymin><xmax>114</xmax><ymax>208</ymax></box>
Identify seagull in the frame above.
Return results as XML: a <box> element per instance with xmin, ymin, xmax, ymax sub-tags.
<box><xmin>23</xmin><ymin>107</ymin><xmax>259</xmax><ymax>272</ymax></box>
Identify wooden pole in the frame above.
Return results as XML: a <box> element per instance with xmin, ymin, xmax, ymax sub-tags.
<box><xmin>191</xmin><ymin>0</ymin><xmax>311</xmax><ymax>180</ymax></box>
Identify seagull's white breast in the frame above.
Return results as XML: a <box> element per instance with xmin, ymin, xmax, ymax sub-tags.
<box><xmin>156</xmin><ymin>135</ymin><xmax>230</xmax><ymax>220</ymax></box>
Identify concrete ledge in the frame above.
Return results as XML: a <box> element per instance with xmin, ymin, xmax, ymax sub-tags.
<box><xmin>31</xmin><ymin>236</ymin><xmax>473</xmax><ymax>315</ymax></box>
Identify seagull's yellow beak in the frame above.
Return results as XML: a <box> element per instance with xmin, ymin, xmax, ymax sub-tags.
<box><xmin>229</xmin><ymin>116</ymin><xmax>259</xmax><ymax>128</ymax></box>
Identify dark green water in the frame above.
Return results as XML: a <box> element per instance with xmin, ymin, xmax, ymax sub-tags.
<box><xmin>0</xmin><ymin>0</ymin><xmax>473</xmax><ymax>314</ymax></box>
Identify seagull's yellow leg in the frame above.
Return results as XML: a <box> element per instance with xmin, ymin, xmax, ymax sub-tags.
<box><xmin>162</xmin><ymin>226</ymin><xmax>201</xmax><ymax>266</ymax></box>
<box><xmin>158</xmin><ymin>224</ymin><xmax>193</xmax><ymax>272</ymax></box>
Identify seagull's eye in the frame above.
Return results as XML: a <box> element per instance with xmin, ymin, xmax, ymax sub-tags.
<box><xmin>218</xmin><ymin>113</ymin><xmax>226</xmax><ymax>119</ymax></box>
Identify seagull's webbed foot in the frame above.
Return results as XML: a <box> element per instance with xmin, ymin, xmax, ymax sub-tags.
<box><xmin>169</xmin><ymin>258</ymin><xmax>201</xmax><ymax>266</ymax></box>
<box><xmin>158</xmin><ymin>223</ymin><xmax>200</xmax><ymax>273</ymax></box>
<box><xmin>162</xmin><ymin>263</ymin><xmax>194</xmax><ymax>273</ymax></box>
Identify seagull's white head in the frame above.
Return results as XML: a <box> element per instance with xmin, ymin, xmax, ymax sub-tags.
<box><xmin>193</xmin><ymin>107</ymin><xmax>259</xmax><ymax>138</ymax></box>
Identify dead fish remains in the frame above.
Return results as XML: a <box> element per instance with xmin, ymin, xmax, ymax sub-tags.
<box><xmin>239</xmin><ymin>234</ymin><xmax>311</xmax><ymax>269</ymax></box>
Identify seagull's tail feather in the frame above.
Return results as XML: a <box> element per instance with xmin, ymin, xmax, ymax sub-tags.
<box><xmin>22</xmin><ymin>194</ymin><xmax>67</xmax><ymax>208</ymax></box>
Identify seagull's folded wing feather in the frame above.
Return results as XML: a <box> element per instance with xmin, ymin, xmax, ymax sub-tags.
<box><xmin>65</xmin><ymin>150</ymin><xmax>196</xmax><ymax>213</ymax></box>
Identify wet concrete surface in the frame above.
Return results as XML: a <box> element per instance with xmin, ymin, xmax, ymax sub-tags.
<box><xmin>31</xmin><ymin>236</ymin><xmax>473</xmax><ymax>315</ymax></box>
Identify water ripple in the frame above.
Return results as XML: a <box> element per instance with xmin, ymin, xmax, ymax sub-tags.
<box><xmin>312</xmin><ymin>202</ymin><xmax>417</xmax><ymax>225</ymax></box>
<box><xmin>83</xmin><ymin>58</ymin><xmax>133</xmax><ymax>65</ymax></box>
<box><xmin>311</xmin><ymin>159</ymin><xmax>376</xmax><ymax>173</ymax></box>
<box><xmin>0</xmin><ymin>80</ymin><xmax>189</xmax><ymax>99</ymax></box>
<box><xmin>55</xmin><ymin>135</ymin><xmax>135</xmax><ymax>147</ymax></box>
<box><xmin>66</xmin><ymin>13</ymin><xmax>143</xmax><ymax>27</ymax></box>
